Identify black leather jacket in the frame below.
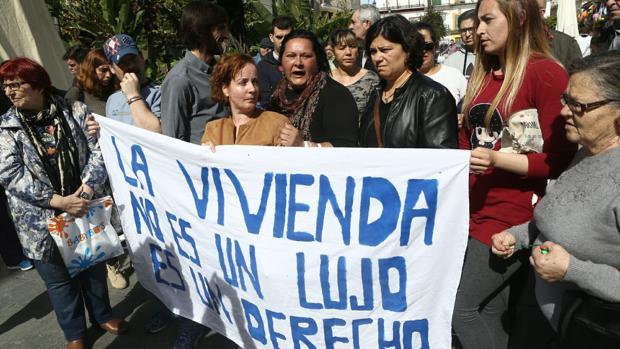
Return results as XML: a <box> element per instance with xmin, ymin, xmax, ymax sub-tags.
<box><xmin>359</xmin><ymin>72</ymin><xmax>458</xmax><ymax>149</ymax></box>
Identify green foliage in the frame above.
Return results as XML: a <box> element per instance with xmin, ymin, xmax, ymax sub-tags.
<box><xmin>45</xmin><ymin>0</ymin><xmax>352</xmax><ymax>80</ymax></box>
<box><xmin>244</xmin><ymin>0</ymin><xmax>352</xmax><ymax>47</ymax></box>
<box><xmin>418</xmin><ymin>6</ymin><xmax>448</xmax><ymax>40</ymax></box>
<box><xmin>46</xmin><ymin>0</ymin><xmax>190</xmax><ymax>81</ymax></box>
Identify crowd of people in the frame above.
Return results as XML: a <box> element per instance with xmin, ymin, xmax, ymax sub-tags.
<box><xmin>1</xmin><ymin>0</ymin><xmax>619</xmax><ymax>348</ymax></box>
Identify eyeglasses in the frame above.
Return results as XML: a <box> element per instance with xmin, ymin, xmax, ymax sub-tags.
<box><xmin>459</xmin><ymin>27</ymin><xmax>475</xmax><ymax>35</ymax></box>
<box><xmin>423</xmin><ymin>42</ymin><xmax>435</xmax><ymax>52</ymax></box>
<box><xmin>1</xmin><ymin>81</ymin><xmax>27</xmax><ymax>91</ymax></box>
<box><xmin>560</xmin><ymin>93</ymin><xmax>616</xmax><ymax>114</ymax></box>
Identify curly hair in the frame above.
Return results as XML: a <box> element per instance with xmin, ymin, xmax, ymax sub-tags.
<box><xmin>210</xmin><ymin>54</ymin><xmax>257</xmax><ymax>104</ymax></box>
<box><xmin>365</xmin><ymin>15</ymin><xmax>424</xmax><ymax>71</ymax></box>
<box><xmin>77</xmin><ymin>48</ymin><xmax>118</xmax><ymax>98</ymax></box>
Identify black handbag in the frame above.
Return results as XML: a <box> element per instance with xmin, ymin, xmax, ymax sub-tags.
<box><xmin>557</xmin><ymin>291</ymin><xmax>620</xmax><ymax>349</ymax></box>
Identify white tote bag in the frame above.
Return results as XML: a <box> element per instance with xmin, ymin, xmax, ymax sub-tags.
<box><xmin>499</xmin><ymin>108</ymin><xmax>544</xmax><ymax>154</ymax></box>
<box><xmin>47</xmin><ymin>196</ymin><xmax>124</xmax><ymax>278</ymax></box>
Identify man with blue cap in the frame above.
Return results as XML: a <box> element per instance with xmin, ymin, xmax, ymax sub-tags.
<box><xmin>102</xmin><ymin>34</ymin><xmax>161</xmax><ymax>132</ymax></box>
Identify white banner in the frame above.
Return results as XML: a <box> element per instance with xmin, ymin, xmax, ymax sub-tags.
<box><xmin>96</xmin><ymin>116</ymin><xmax>470</xmax><ymax>349</ymax></box>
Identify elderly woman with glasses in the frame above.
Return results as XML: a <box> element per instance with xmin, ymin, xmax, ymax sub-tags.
<box><xmin>491</xmin><ymin>51</ymin><xmax>620</xmax><ymax>343</ymax></box>
<box><xmin>0</xmin><ymin>58</ymin><xmax>127</xmax><ymax>349</ymax></box>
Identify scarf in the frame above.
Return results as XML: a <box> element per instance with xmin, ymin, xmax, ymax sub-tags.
<box><xmin>271</xmin><ymin>71</ymin><xmax>328</xmax><ymax>140</ymax></box>
<box><xmin>17</xmin><ymin>97</ymin><xmax>81</xmax><ymax>197</ymax></box>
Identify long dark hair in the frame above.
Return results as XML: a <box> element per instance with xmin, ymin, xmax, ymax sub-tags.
<box><xmin>179</xmin><ymin>1</ymin><xmax>228</xmax><ymax>55</ymax></box>
<box><xmin>279</xmin><ymin>29</ymin><xmax>330</xmax><ymax>73</ymax></box>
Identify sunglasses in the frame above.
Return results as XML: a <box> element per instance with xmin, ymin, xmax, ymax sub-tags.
<box><xmin>560</xmin><ymin>92</ymin><xmax>617</xmax><ymax>114</ymax></box>
<box><xmin>423</xmin><ymin>42</ymin><xmax>435</xmax><ymax>52</ymax></box>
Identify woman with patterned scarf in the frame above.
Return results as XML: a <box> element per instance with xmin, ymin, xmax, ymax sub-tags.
<box><xmin>0</xmin><ymin>58</ymin><xmax>127</xmax><ymax>349</ymax></box>
<box><xmin>270</xmin><ymin>29</ymin><xmax>359</xmax><ymax>147</ymax></box>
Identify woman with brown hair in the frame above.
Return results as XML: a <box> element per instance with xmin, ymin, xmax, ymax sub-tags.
<box><xmin>65</xmin><ymin>48</ymin><xmax>118</xmax><ymax>115</ymax></box>
<box><xmin>329</xmin><ymin>29</ymin><xmax>379</xmax><ymax>125</ymax></box>
<box><xmin>201</xmin><ymin>53</ymin><xmax>293</xmax><ymax>147</ymax></box>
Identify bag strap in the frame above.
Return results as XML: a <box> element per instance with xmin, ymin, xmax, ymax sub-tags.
<box><xmin>462</xmin><ymin>50</ymin><xmax>468</xmax><ymax>76</ymax></box>
<box><xmin>373</xmin><ymin>95</ymin><xmax>384</xmax><ymax>148</ymax></box>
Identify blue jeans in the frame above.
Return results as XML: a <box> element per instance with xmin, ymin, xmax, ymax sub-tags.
<box><xmin>34</xmin><ymin>244</ymin><xmax>112</xmax><ymax>341</ymax></box>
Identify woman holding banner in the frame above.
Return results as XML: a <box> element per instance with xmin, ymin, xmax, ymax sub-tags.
<box><xmin>0</xmin><ymin>58</ymin><xmax>127</xmax><ymax>349</ymax></box>
<box><xmin>269</xmin><ymin>30</ymin><xmax>359</xmax><ymax>147</ymax></box>
<box><xmin>451</xmin><ymin>0</ymin><xmax>577</xmax><ymax>348</ymax></box>
<box><xmin>201</xmin><ymin>53</ymin><xmax>294</xmax><ymax>147</ymax></box>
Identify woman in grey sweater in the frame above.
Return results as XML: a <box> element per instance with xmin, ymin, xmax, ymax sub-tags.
<box><xmin>490</xmin><ymin>51</ymin><xmax>620</xmax><ymax>329</ymax></box>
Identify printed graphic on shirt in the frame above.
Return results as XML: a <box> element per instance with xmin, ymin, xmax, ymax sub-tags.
<box><xmin>469</xmin><ymin>103</ymin><xmax>503</xmax><ymax>149</ymax></box>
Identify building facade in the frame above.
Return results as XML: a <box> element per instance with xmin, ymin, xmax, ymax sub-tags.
<box><xmin>375</xmin><ymin>0</ymin><xmax>477</xmax><ymax>38</ymax></box>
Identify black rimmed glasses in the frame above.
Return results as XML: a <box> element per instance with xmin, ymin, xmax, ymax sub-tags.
<box><xmin>1</xmin><ymin>81</ymin><xmax>27</xmax><ymax>91</ymax></box>
<box><xmin>560</xmin><ymin>93</ymin><xmax>616</xmax><ymax>114</ymax></box>
<box><xmin>459</xmin><ymin>27</ymin><xmax>475</xmax><ymax>35</ymax></box>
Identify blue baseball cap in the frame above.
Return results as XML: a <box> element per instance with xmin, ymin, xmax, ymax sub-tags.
<box><xmin>103</xmin><ymin>34</ymin><xmax>139</xmax><ymax>64</ymax></box>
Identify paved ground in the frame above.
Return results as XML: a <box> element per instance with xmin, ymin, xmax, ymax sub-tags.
<box><xmin>0</xmin><ymin>253</ymin><xmax>555</xmax><ymax>349</ymax></box>
<box><xmin>0</xmin><ymin>256</ymin><xmax>237</xmax><ymax>349</ymax></box>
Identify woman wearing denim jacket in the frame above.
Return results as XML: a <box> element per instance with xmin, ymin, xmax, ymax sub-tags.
<box><xmin>0</xmin><ymin>58</ymin><xmax>127</xmax><ymax>349</ymax></box>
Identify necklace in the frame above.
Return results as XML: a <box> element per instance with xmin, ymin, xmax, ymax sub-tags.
<box><xmin>382</xmin><ymin>70</ymin><xmax>412</xmax><ymax>103</ymax></box>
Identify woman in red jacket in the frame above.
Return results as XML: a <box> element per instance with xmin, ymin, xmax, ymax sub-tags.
<box><xmin>451</xmin><ymin>0</ymin><xmax>577</xmax><ymax>348</ymax></box>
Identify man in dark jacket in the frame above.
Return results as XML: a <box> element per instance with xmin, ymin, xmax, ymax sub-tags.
<box><xmin>537</xmin><ymin>0</ymin><xmax>582</xmax><ymax>67</ymax></box>
<box><xmin>257</xmin><ymin>15</ymin><xmax>293</xmax><ymax>109</ymax></box>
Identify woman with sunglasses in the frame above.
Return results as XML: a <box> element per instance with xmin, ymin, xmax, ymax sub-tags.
<box><xmin>65</xmin><ymin>48</ymin><xmax>119</xmax><ymax>116</ymax></box>
<box><xmin>359</xmin><ymin>15</ymin><xmax>458</xmax><ymax>149</ymax></box>
<box><xmin>414</xmin><ymin>21</ymin><xmax>467</xmax><ymax>106</ymax></box>
<box><xmin>452</xmin><ymin>0</ymin><xmax>577</xmax><ymax>348</ymax></box>
<box><xmin>490</xmin><ymin>51</ymin><xmax>620</xmax><ymax>347</ymax></box>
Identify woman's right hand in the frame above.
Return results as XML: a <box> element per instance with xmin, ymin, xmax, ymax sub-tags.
<box><xmin>280</xmin><ymin>123</ymin><xmax>304</xmax><ymax>147</ymax></box>
<box><xmin>491</xmin><ymin>231</ymin><xmax>517</xmax><ymax>259</ymax></box>
<box><xmin>50</xmin><ymin>189</ymin><xmax>90</xmax><ymax>217</ymax></box>
<box><xmin>86</xmin><ymin>115</ymin><xmax>100</xmax><ymax>138</ymax></box>
<box><xmin>470</xmin><ymin>147</ymin><xmax>497</xmax><ymax>174</ymax></box>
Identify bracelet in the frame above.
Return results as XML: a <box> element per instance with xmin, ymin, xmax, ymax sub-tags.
<box><xmin>317</xmin><ymin>143</ymin><xmax>322</xmax><ymax>148</ymax></box>
<box><xmin>304</xmin><ymin>141</ymin><xmax>309</xmax><ymax>148</ymax></box>
<box><xmin>127</xmin><ymin>96</ymin><xmax>143</xmax><ymax>105</ymax></box>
